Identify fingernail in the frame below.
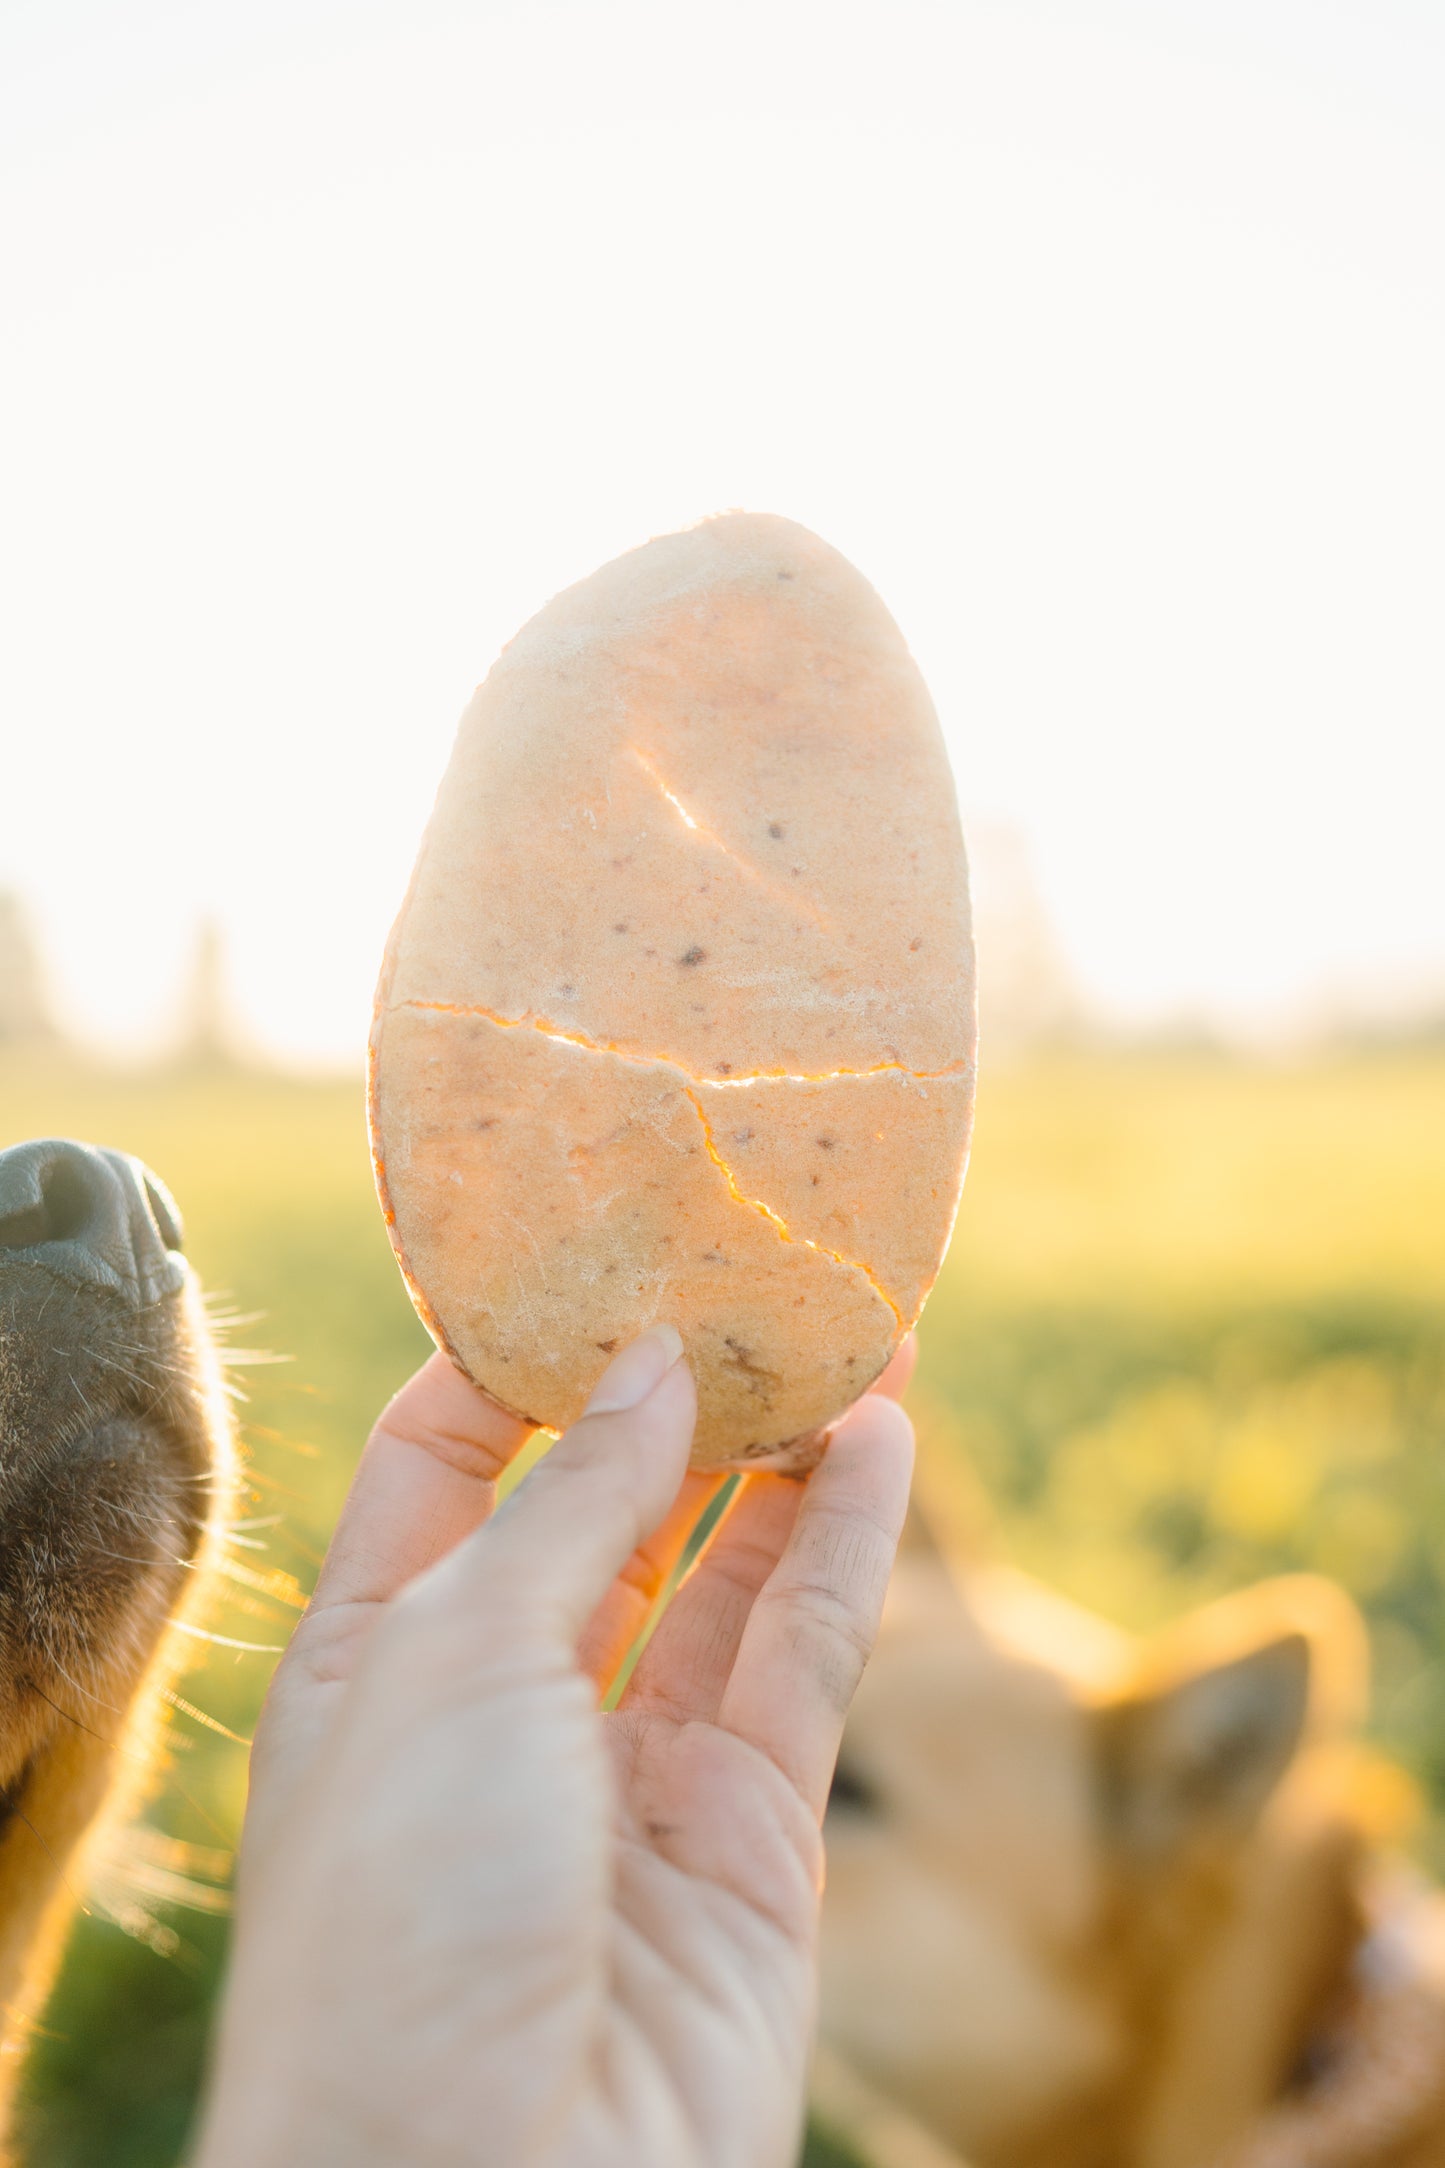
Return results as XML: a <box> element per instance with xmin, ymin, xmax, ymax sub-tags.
<box><xmin>584</xmin><ymin>1324</ymin><xmax>685</xmax><ymax>1415</ymax></box>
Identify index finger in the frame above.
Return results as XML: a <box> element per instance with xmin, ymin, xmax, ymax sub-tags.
<box><xmin>308</xmin><ymin>1352</ymin><xmax>536</xmax><ymax>1615</ymax></box>
<box><xmin>715</xmin><ymin>1391</ymin><xmax>913</xmax><ymax>1817</ymax></box>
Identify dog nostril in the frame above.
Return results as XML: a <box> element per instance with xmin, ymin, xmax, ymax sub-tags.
<box><xmin>0</xmin><ymin>1198</ymin><xmax>48</xmax><ymax>1251</ymax></box>
<box><xmin>0</xmin><ymin>1154</ymin><xmax>91</xmax><ymax>1251</ymax></box>
<box><xmin>0</xmin><ymin>1140</ymin><xmax>186</xmax><ymax>1302</ymax></box>
<box><xmin>142</xmin><ymin>1173</ymin><xmax>184</xmax><ymax>1254</ymax></box>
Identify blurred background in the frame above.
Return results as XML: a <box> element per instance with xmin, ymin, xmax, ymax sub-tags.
<box><xmin>2</xmin><ymin>1</ymin><xmax>1442</xmax><ymax>2161</ymax></box>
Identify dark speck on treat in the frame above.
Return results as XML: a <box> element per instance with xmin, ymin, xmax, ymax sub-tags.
<box><xmin>716</xmin><ymin>1061</ymin><xmax>732</xmax><ymax>1075</ymax></box>
<box><xmin>596</xmin><ymin>1338</ymin><xmax>618</xmax><ymax>1353</ymax></box>
<box><xmin>613</xmin><ymin>922</ymin><xmax>629</xmax><ymax>934</ymax></box>
<box><xmin>768</xmin><ymin>822</ymin><xmax>785</xmax><ymax>839</ymax></box>
<box><xmin>679</xmin><ymin>945</ymin><xmax>706</xmax><ymax>967</ymax></box>
<box><xmin>776</xmin><ymin>568</ymin><xmax>794</xmax><ymax>580</ymax></box>
<box><xmin>909</xmin><ymin>937</ymin><xmax>923</xmax><ymax>952</ymax></box>
<box><xmin>811</xmin><ymin>1173</ymin><xmax>820</xmax><ymax>1185</ymax></box>
<box><xmin>558</xmin><ymin>984</ymin><xmax>576</xmax><ymax>1000</ymax></box>
<box><xmin>722</xmin><ymin>1338</ymin><xmax>782</xmax><ymax>1401</ymax></box>
<box><xmin>816</xmin><ymin>1136</ymin><xmax>836</xmax><ymax>1151</ymax></box>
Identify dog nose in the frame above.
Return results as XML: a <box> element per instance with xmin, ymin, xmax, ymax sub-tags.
<box><xmin>0</xmin><ymin>1139</ymin><xmax>187</xmax><ymax>1307</ymax></box>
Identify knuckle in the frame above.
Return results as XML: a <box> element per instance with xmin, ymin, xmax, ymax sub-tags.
<box><xmin>376</xmin><ymin>1379</ymin><xmax>522</xmax><ymax>1482</ymax></box>
<box><xmin>763</xmin><ymin>1572</ymin><xmax>880</xmax><ymax>1718</ymax></box>
<box><xmin>614</xmin><ymin>1549</ymin><xmax>667</xmax><ymax>1603</ymax></box>
<box><xmin>280</xmin><ymin>1600</ymin><xmax>370</xmax><ymax>1688</ymax></box>
<box><xmin>700</xmin><ymin>1531</ymin><xmax>784</xmax><ymax>1602</ymax></box>
<box><xmin>781</xmin><ymin>1577</ymin><xmax>877</xmax><ymax>1668</ymax></box>
<box><xmin>792</xmin><ymin>1515</ymin><xmax>893</xmax><ymax>1613</ymax></box>
<box><xmin>805</xmin><ymin>1494</ymin><xmax>900</xmax><ymax>1557</ymax></box>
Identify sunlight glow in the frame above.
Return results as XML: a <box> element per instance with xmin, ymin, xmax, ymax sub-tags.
<box><xmin>2</xmin><ymin>1</ymin><xmax>1441</xmax><ymax>1060</ymax></box>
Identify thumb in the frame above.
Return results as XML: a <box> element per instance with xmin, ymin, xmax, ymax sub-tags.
<box><xmin>402</xmin><ymin>1326</ymin><xmax>698</xmax><ymax>1649</ymax></box>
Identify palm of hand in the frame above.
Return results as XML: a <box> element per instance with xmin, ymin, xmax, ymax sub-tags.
<box><xmin>583</xmin><ymin>1714</ymin><xmax>823</xmax><ymax>2168</ymax></box>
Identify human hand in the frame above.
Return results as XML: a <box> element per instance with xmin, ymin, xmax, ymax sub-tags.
<box><xmin>194</xmin><ymin>1329</ymin><xmax>915</xmax><ymax>2168</ymax></box>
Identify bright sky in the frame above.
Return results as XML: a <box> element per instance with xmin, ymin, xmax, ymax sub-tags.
<box><xmin>3</xmin><ymin>0</ymin><xmax>1442</xmax><ymax>1062</ymax></box>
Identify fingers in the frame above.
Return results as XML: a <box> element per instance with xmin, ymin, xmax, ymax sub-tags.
<box><xmin>310</xmin><ymin>1336</ymin><xmax>911</xmax><ymax>1636</ymax></box>
<box><xmin>306</xmin><ymin>1352</ymin><xmax>536</xmax><ymax>1617</ymax></box>
<box><xmin>582</xmin><ymin>1332</ymin><xmax>903</xmax><ymax>1688</ymax></box>
<box><xmin>576</xmin><ymin>1468</ymin><xmax>727</xmax><ymax>1694</ymax></box>
<box><xmin>716</xmin><ymin>1391</ymin><xmax>913</xmax><ymax>1818</ymax></box>
<box><xmin>618</xmin><ymin>1472</ymin><xmax>804</xmax><ymax>1723</ymax></box>
<box><xmin>419</xmin><ymin>1326</ymin><xmax>697</xmax><ymax>1646</ymax></box>
<box><xmin>620</xmin><ymin>1348</ymin><xmax>917</xmax><ymax>1723</ymax></box>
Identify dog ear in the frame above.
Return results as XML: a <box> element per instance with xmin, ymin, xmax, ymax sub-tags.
<box><xmin>1098</xmin><ymin>1632</ymin><xmax>1311</xmax><ymax>1865</ymax></box>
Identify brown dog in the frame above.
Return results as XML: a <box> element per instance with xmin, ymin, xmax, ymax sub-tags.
<box><xmin>816</xmin><ymin>1505</ymin><xmax>1445</xmax><ymax>2168</ymax></box>
<box><xmin>0</xmin><ymin>1138</ymin><xmax>232</xmax><ymax>2147</ymax></box>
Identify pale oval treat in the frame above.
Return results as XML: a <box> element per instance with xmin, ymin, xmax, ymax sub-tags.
<box><xmin>370</xmin><ymin>513</ymin><xmax>976</xmax><ymax>1470</ymax></box>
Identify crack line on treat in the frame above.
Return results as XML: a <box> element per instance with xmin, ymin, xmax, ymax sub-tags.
<box><xmin>394</xmin><ymin>1000</ymin><xmax>967</xmax><ymax>1088</ymax></box>
<box><xmin>387</xmin><ymin>1001</ymin><xmax>919</xmax><ymax>1326</ymax></box>
<box><xmin>627</xmin><ymin>745</ymin><xmax>830</xmax><ymax>928</ymax></box>
<box><xmin>679</xmin><ymin>1088</ymin><xmax>906</xmax><ymax>1330</ymax></box>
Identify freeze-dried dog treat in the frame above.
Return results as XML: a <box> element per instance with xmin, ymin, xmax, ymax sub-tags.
<box><xmin>370</xmin><ymin>513</ymin><xmax>975</xmax><ymax>1468</ymax></box>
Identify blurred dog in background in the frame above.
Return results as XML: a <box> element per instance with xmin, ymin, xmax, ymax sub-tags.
<box><xmin>815</xmin><ymin>1482</ymin><xmax>1445</xmax><ymax>2168</ymax></box>
<box><xmin>0</xmin><ymin>1139</ymin><xmax>232</xmax><ymax>2146</ymax></box>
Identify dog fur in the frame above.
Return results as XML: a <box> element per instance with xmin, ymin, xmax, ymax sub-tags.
<box><xmin>817</xmin><ymin>1501</ymin><xmax>1445</xmax><ymax>2168</ymax></box>
<box><xmin>0</xmin><ymin>1141</ymin><xmax>232</xmax><ymax>2149</ymax></box>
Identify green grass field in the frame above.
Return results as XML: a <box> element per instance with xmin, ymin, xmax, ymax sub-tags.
<box><xmin>2</xmin><ymin>1043</ymin><xmax>1442</xmax><ymax>2165</ymax></box>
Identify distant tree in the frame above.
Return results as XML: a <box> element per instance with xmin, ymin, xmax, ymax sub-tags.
<box><xmin>0</xmin><ymin>892</ymin><xmax>55</xmax><ymax>1045</ymax></box>
<box><xmin>174</xmin><ymin>918</ymin><xmax>241</xmax><ymax>1067</ymax></box>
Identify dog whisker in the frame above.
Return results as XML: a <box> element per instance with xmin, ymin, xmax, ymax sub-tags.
<box><xmin>169</xmin><ymin>1622</ymin><xmax>286</xmax><ymax>1654</ymax></box>
<box><xmin>158</xmin><ymin>1689</ymin><xmax>251</xmax><ymax>1748</ymax></box>
<box><xmin>40</xmin><ymin>1652</ymin><xmax>127</xmax><ymax>1722</ymax></box>
<box><xmin>28</xmin><ymin>1683</ymin><xmax>113</xmax><ymax>1752</ymax></box>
